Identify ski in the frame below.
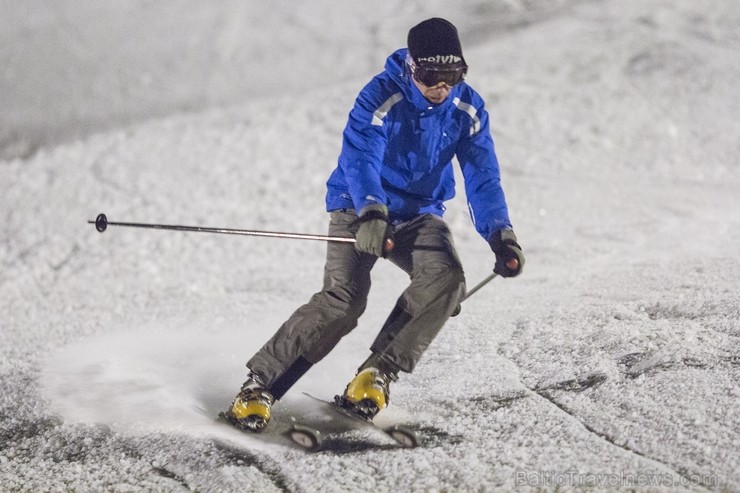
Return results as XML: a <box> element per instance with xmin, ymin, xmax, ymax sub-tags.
<box><xmin>287</xmin><ymin>392</ymin><xmax>420</xmax><ymax>451</ymax></box>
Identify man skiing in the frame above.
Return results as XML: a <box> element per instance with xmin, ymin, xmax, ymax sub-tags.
<box><xmin>224</xmin><ymin>17</ymin><xmax>524</xmax><ymax>431</ymax></box>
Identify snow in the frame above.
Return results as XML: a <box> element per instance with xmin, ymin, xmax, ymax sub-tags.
<box><xmin>2</xmin><ymin>0</ymin><xmax>739</xmax><ymax>491</ymax></box>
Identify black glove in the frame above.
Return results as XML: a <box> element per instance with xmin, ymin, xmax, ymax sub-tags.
<box><xmin>489</xmin><ymin>228</ymin><xmax>524</xmax><ymax>277</ymax></box>
<box><xmin>353</xmin><ymin>204</ymin><xmax>394</xmax><ymax>257</ymax></box>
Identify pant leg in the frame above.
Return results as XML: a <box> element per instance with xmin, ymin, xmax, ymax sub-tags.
<box><xmin>247</xmin><ymin>210</ymin><xmax>377</xmax><ymax>398</ymax></box>
<box><xmin>367</xmin><ymin>214</ymin><xmax>466</xmax><ymax>374</ymax></box>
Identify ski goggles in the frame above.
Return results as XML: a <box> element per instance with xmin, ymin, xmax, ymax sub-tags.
<box><xmin>407</xmin><ymin>57</ymin><xmax>468</xmax><ymax>87</ymax></box>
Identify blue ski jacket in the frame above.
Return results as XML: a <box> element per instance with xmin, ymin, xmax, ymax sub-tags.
<box><xmin>325</xmin><ymin>48</ymin><xmax>512</xmax><ymax>241</ymax></box>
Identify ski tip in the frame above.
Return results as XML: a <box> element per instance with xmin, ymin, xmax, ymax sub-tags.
<box><xmin>387</xmin><ymin>426</ymin><xmax>420</xmax><ymax>448</ymax></box>
<box><xmin>287</xmin><ymin>425</ymin><xmax>322</xmax><ymax>450</ymax></box>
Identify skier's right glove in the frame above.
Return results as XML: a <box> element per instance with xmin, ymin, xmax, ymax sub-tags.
<box><xmin>353</xmin><ymin>204</ymin><xmax>394</xmax><ymax>257</ymax></box>
<box><xmin>489</xmin><ymin>228</ymin><xmax>524</xmax><ymax>277</ymax></box>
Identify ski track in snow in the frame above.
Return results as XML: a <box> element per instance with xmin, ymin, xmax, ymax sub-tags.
<box><xmin>2</xmin><ymin>0</ymin><xmax>740</xmax><ymax>491</ymax></box>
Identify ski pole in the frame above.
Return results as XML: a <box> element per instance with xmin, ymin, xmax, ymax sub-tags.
<box><xmin>88</xmin><ymin>213</ymin><xmax>394</xmax><ymax>250</ymax></box>
<box><xmin>461</xmin><ymin>272</ymin><xmax>498</xmax><ymax>303</ymax></box>
<box><xmin>88</xmin><ymin>213</ymin><xmax>356</xmax><ymax>243</ymax></box>
<box><xmin>450</xmin><ymin>253</ymin><xmax>520</xmax><ymax>317</ymax></box>
<box><xmin>450</xmin><ymin>272</ymin><xmax>498</xmax><ymax>317</ymax></box>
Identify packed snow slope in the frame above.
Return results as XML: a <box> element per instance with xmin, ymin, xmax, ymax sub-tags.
<box><xmin>2</xmin><ymin>1</ymin><xmax>739</xmax><ymax>492</ymax></box>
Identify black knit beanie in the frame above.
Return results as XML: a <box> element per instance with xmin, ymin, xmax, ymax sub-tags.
<box><xmin>407</xmin><ymin>18</ymin><xmax>465</xmax><ymax>66</ymax></box>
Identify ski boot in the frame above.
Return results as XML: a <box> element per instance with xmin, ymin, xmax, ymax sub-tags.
<box><xmin>335</xmin><ymin>367</ymin><xmax>394</xmax><ymax>420</ymax></box>
<box><xmin>221</xmin><ymin>372</ymin><xmax>274</xmax><ymax>432</ymax></box>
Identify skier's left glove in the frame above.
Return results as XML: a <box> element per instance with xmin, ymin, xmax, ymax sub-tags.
<box><xmin>489</xmin><ymin>228</ymin><xmax>524</xmax><ymax>277</ymax></box>
<box><xmin>353</xmin><ymin>204</ymin><xmax>394</xmax><ymax>257</ymax></box>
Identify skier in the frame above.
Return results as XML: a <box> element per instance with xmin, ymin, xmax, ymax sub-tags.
<box><xmin>224</xmin><ymin>17</ymin><xmax>524</xmax><ymax>431</ymax></box>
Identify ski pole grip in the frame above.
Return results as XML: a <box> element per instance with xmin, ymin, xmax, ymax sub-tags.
<box><xmin>384</xmin><ymin>238</ymin><xmax>395</xmax><ymax>253</ymax></box>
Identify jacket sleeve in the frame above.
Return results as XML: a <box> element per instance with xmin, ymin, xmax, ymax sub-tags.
<box><xmin>338</xmin><ymin>80</ymin><xmax>391</xmax><ymax>212</ymax></box>
<box><xmin>455</xmin><ymin>95</ymin><xmax>512</xmax><ymax>241</ymax></box>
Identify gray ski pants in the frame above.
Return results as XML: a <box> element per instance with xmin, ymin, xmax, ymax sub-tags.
<box><xmin>247</xmin><ymin>210</ymin><xmax>466</xmax><ymax>398</ymax></box>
